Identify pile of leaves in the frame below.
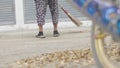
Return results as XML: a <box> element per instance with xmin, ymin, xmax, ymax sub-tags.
<box><xmin>4</xmin><ymin>46</ymin><xmax>120</xmax><ymax>68</ymax></box>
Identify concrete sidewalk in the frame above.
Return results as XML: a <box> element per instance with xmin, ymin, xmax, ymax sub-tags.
<box><xmin>0</xmin><ymin>26</ymin><xmax>92</xmax><ymax>67</ymax></box>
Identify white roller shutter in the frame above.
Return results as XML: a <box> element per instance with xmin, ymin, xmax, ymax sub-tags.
<box><xmin>24</xmin><ymin>0</ymin><xmax>88</xmax><ymax>24</ymax></box>
<box><xmin>0</xmin><ymin>0</ymin><xmax>15</xmax><ymax>25</ymax></box>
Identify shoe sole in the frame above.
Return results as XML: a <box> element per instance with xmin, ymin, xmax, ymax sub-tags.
<box><xmin>53</xmin><ymin>34</ymin><xmax>60</xmax><ymax>37</ymax></box>
<box><xmin>35</xmin><ymin>35</ymin><xmax>46</xmax><ymax>38</ymax></box>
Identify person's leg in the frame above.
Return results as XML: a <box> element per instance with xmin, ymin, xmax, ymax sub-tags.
<box><xmin>53</xmin><ymin>23</ymin><xmax>58</xmax><ymax>31</ymax></box>
<box><xmin>36</xmin><ymin>24</ymin><xmax>45</xmax><ymax>38</ymax></box>
<box><xmin>38</xmin><ymin>24</ymin><xmax>43</xmax><ymax>32</ymax></box>
<box><xmin>48</xmin><ymin>0</ymin><xmax>59</xmax><ymax>37</ymax></box>
<box><xmin>35</xmin><ymin>0</ymin><xmax>47</xmax><ymax>38</ymax></box>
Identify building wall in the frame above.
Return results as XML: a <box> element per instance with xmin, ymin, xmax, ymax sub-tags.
<box><xmin>0</xmin><ymin>0</ymin><xmax>91</xmax><ymax>31</ymax></box>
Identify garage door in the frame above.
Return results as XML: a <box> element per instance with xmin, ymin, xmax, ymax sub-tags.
<box><xmin>0</xmin><ymin>0</ymin><xmax>15</xmax><ymax>25</ymax></box>
<box><xmin>24</xmin><ymin>0</ymin><xmax>88</xmax><ymax>24</ymax></box>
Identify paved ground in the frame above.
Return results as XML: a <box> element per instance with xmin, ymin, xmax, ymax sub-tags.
<box><xmin>0</xmin><ymin>26</ymin><xmax>96</xmax><ymax>67</ymax></box>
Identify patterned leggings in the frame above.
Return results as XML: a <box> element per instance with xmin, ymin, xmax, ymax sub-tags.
<box><xmin>34</xmin><ymin>0</ymin><xmax>59</xmax><ymax>25</ymax></box>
